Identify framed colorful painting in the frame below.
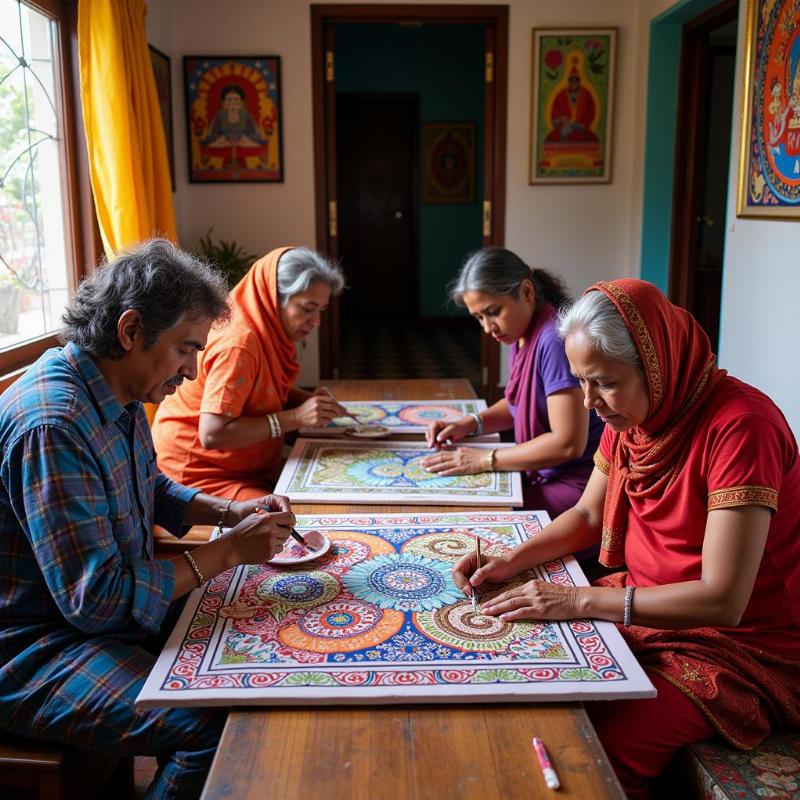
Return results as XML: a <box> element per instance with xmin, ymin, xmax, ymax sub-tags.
<box><xmin>149</xmin><ymin>45</ymin><xmax>175</xmax><ymax>190</ymax></box>
<box><xmin>529</xmin><ymin>28</ymin><xmax>617</xmax><ymax>184</ymax></box>
<box><xmin>183</xmin><ymin>56</ymin><xmax>283</xmax><ymax>183</ymax></box>
<box><xmin>737</xmin><ymin>0</ymin><xmax>800</xmax><ymax>217</ymax></box>
<box><xmin>422</xmin><ymin>122</ymin><xmax>476</xmax><ymax>203</ymax></box>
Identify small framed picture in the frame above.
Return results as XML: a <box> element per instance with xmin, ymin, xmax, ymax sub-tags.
<box><xmin>184</xmin><ymin>56</ymin><xmax>283</xmax><ymax>183</ymax></box>
<box><xmin>422</xmin><ymin>122</ymin><xmax>476</xmax><ymax>204</ymax></box>
<box><xmin>529</xmin><ymin>28</ymin><xmax>617</xmax><ymax>184</ymax></box>
<box><xmin>148</xmin><ymin>45</ymin><xmax>175</xmax><ymax>190</ymax></box>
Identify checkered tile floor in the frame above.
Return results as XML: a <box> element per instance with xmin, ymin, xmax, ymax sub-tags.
<box><xmin>339</xmin><ymin>318</ymin><xmax>481</xmax><ymax>389</ymax></box>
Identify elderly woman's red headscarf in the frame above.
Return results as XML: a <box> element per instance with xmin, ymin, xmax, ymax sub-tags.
<box><xmin>223</xmin><ymin>246</ymin><xmax>300</xmax><ymax>402</ymax></box>
<box><xmin>587</xmin><ymin>279</ymin><xmax>726</xmax><ymax>566</ymax></box>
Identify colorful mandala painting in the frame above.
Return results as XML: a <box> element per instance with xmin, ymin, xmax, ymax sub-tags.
<box><xmin>299</xmin><ymin>399</ymin><xmax>495</xmax><ymax>437</ymax></box>
<box><xmin>137</xmin><ymin>513</ymin><xmax>655</xmax><ymax>707</ymax></box>
<box><xmin>273</xmin><ymin>439</ymin><xmax>523</xmax><ymax>505</ymax></box>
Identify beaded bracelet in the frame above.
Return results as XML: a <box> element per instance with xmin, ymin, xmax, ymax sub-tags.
<box><xmin>216</xmin><ymin>497</ymin><xmax>234</xmax><ymax>538</ymax></box>
<box><xmin>182</xmin><ymin>550</ymin><xmax>205</xmax><ymax>587</ymax></box>
<box><xmin>467</xmin><ymin>412</ymin><xmax>484</xmax><ymax>438</ymax></box>
<box><xmin>623</xmin><ymin>585</ymin><xmax>635</xmax><ymax>627</ymax></box>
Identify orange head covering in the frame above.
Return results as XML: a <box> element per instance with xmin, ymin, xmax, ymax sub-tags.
<box><xmin>587</xmin><ymin>279</ymin><xmax>726</xmax><ymax>567</ymax></box>
<box><xmin>222</xmin><ymin>246</ymin><xmax>299</xmax><ymax>401</ymax></box>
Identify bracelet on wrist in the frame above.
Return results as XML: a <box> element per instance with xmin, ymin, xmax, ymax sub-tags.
<box><xmin>467</xmin><ymin>412</ymin><xmax>484</xmax><ymax>438</ymax></box>
<box><xmin>485</xmin><ymin>448</ymin><xmax>496</xmax><ymax>471</ymax></box>
<box><xmin>182</xmin><ymin>549</ymin><xmax>205</xmax><ymax>587</ymax></box>
<box><xmin>266</xmin><ymin>412</ymin><xmax>282</xmax><ymax>439</ymax></box>
<box><xmin>216</xmin><ymin>497</ymin><xmax>234</xmax><ymax>536</ymax></box>
<box><xmin>623</xmin><ymin>585</ymin><xmax>635</xmax><ymax>627</ymax></box>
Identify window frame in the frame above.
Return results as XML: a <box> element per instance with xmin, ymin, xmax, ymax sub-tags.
<box><xmin>0</xmin><ymin>0</ymin><xmax>100</xmax><ymax>378</ymax></box>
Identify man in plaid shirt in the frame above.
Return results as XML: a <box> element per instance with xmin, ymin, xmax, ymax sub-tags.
<box><xmin>0</xmin><ymin>239</ymin><xmax>295</xmax><ymax>798</ymax></box>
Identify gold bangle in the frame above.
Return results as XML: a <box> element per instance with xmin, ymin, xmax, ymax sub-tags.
<box><xmin>486</xmin><ymin>448</ymin><xmax>496</xmax><ymax>471</ymax></box>
<box><xmin>182</xmin><ymin>549</ymin><xmax>204</xmax><ymax>587</ymax></box>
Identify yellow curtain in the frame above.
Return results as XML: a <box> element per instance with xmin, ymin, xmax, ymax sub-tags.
<box><xmin>78</xmin><ymin>0</ymin><xmax>177</xmax><ymax>258</ymax></box>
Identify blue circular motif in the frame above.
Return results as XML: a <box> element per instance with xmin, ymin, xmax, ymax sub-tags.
<box><xmin>326</xmin><ymin>612</ymin><xmax>354</xmax><ymax>626</ymax></box>
<box><xmin>272</xmin><ymin>575</ymin><xmax>326</xmax><ymax>603</ymax></box>
<box><xmin>343</xmin><ymin>552</ymin><xmax>463</xmax><ymax>612</ymax></box>
<box><xmin>345</xmin><ymin>453</ymin><xmax>455</xmax><ymax>488</ymax></box>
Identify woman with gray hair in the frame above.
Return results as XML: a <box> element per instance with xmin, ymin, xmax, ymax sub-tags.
<box><xmin>153</xmin><ymin>245</ymin><xmax>346</xmax><ymax>503</ymax></box>
<box><xmin>452</xmin><ymin>279</ymin><xmax>800</xmax><ymax>798</ymax></box>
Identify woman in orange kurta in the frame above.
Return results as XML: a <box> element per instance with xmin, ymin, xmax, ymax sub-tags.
<box><xmin>152</xmin><ymin>246</ymin><xmax>346</xmax><ymax>500</ymax></box>
<box><xmin>452</xmin><ymin>279</ymin><xmax>800</xmax><ymax>798</ymax></box>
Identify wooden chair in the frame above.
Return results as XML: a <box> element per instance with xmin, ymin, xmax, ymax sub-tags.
<box><xmin>0</xmin><ymin>732</ymin><xmax>134</xmax><ymax>800</ymax></box>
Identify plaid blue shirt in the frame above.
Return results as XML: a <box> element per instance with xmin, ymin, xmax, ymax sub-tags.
<box><xmin>0</xmin><ymin>343</ymin><xmax>198</xmax><ymax>691</ymax></box>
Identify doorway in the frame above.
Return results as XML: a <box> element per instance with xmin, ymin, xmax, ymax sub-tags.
<box><xmin>670</xmin><ymin>0</ymin><xmax>738</xmax><ymax>353</ymax></box>
<box><xmin>311</xmin><ymin>5</ymin><xmax>508</xmax><ymax>400</ymax></box>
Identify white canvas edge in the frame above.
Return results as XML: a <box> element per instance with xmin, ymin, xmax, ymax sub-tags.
<box><xmin>137</xmin><ymin>511</ymin><xmax>656</xmax><ymax>707</ymax></box>
<box><xmin>274</xmin><ymin>438</ymin><xmax>523</xmax><ymax>506</ymax></box>
<box><xmin>299</xmin><ymin>398</ymin><xmax>490</xmax><ymax>436</ymax></box>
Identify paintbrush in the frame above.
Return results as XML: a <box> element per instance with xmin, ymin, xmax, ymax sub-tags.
<box><xmin>320</xmin><ymin>387</ymin><xmax>366</xmax><ymax>428</ymax></box>
<box><xmin>472</xmin><ymin>536</ymin><xmax>482</xmax><ymax>612</ymax></box>
<box><xmin>290</xmin><ymin>528</ymin><xmax>319</xmax><ymax>551</ymax></box>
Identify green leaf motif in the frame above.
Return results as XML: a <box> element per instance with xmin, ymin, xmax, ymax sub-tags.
<box><xmin>471</xmin><ymin>669</ymin><xmax>528</xmax><ymax>683</ymax></box>
<box><xmin>282</xmin><ymin>672</ymin><xmax>337</xmax><ymax>686</ymax></box>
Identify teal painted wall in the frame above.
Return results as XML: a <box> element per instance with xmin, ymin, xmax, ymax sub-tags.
<box><xmin>335</xmin><ymin>23</ymin><xmax>485</xmax><ymax>317</ymax></box>
<box><xmin>640</xmin><ymin>0</ymin><xmax>728</xmax><ymax>290</ymax></box>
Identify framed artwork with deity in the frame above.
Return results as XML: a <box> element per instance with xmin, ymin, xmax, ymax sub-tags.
<box><xmin>422</xmin><ymin>122</ymin><xmax>476</xmax><ymax>203</ymax></box>
<box><xmin>529</xmin><ymin>29</ymin><xmax>617</xmax><ymax>184</ymax></box>
<box><xmin>184</xmin><ymin>56</ymin><xmax>283</xmax><ymax>183</ymax></box>
<box><xmin>737</xmin><ymin>0</ymin><xmax>800</xmax><ymax>217</ymax></box>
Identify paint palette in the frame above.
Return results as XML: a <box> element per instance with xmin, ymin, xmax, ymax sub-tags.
<box><xmin>342</xmin><ymin>424</ymin><xmax>391</xmax><ymax>439</ymax></box>
<box><xmin>268</xmin><ymin>531</ymin><xmax>331</xmax><ymax>565</ymax></box>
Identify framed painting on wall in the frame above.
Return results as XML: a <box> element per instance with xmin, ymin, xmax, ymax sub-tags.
<box><xmin>149</xmin><ymin>45</ymin><xmax>175</xmax><ymax>190</ymax></box>
<box><xmin>529</xmin><ymin>28</ymin><xmax>617</xmax><ymax>184</ymax></box>
<box><xmin>422</xmin><ymin>122</ymin><xmax>476</xmax><ymax>203</ymax></box>
<box><xmin>737</xmin><ymin>0</ymin><xmax>800</xmax><ymax>218</ymax></box>
<box><xmin>184</xmin><ymin>56</ymin><xmax>283</xmax><ymax>183</ymax></box>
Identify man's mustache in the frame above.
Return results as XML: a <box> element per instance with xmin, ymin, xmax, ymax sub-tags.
<box><xmin>164</xmin><ymin>375</ymin><xmax>184</xmax><ymax>387</ymax></box>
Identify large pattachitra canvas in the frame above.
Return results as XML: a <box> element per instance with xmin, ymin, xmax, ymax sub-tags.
<box><xmin>737</xmin><ymin>0</ymin><xmax>800</xmax><ymax>217</ymax></box>
<box><xmin>137</xmin><ymin>513</ymin><xmax>655</xmax><ymax>707</ymax></box>
<box><xmin>530</xmin><ymin>29</ymin><xmax>617</xmax><ymax>184</ymax></box>
<box><xmin>184</xmin><ymin>56</ymin><xmax>283</xmax><ymax>182</ymax></box>
<box><xmin>274</xmin><ymin>439</ymin><xmax>523</xmax><ymax>506</ymax></box>
<box><xmin>299</xmin><ymin>399</ymin><xmax>491</xmax><ymax>436</ymax></box>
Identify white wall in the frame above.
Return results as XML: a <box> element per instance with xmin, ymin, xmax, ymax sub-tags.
<box><xmin>717</xmin><ymin>2</ymin><xmax>800</xmax><ymax>435</ymax></box>
<box><xmin>147</xmin><ymin>0</ymin><xmax>642</xmax><ymax>386</ymax></box>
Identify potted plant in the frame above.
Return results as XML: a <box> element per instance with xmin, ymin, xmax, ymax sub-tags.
<box><xmin>197</xmin><ymin>229</ymin><xmax>257</xmax><ymax>288</ymax></box>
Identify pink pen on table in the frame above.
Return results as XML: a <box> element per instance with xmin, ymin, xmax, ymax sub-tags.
<box><xmin>532</xmin><ymin>737</ymin><xmax>560</xmax><ymax>790</ymax></box>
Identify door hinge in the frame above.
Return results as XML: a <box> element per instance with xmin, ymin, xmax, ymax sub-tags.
<box><xmin>326</xmin><ymin>51</ymin><xmax>335</xmax><ymax>82</ymax></box>
<box><xmin>485</xmin><ymin>51</ymin><xmax>494</xmax><ymax>83</ymax></box>
<box><xmin>328</xmin><ymin>200</ymin><xmax>338</xmax><ymax>237</ymax></box>
<box><xmin>482</xmin><ymin>366</ymin><xmax>489</xmax><ymax>386</ymax></box>
<box><xmin>482</xmin><ymin>200</ymin><xmax>492</xmax><ymax>237</ymax></box>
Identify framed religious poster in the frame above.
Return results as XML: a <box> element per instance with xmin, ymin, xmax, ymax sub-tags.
<box><xmin>737</xmin><ymin>0</ymin><xmax>800</xmax><ymax>218</ymax></box>
<box><xmin>529</xmin><ymin>28</ymin><xmax>617</xmax><ymax>184</ymax></box>
<box><xmin>422</xmin><ymin>122</ymin><xmax>476</xmax><ymax>203</ymax></box>
<box><xmin>184</xmin><ymin>56</ymin><xmax>283</xmax><ymax>183</ymax></box>
<box><xmin>149</xmin><ymin>45</ymin><xmax>175</xmax><ymax>191</ymax></box>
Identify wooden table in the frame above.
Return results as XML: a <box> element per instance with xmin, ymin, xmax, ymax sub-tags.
<box><xmin>201</xmin><ymin>379</ymin><xmax>624</xmax><ymax>799</ymax></box>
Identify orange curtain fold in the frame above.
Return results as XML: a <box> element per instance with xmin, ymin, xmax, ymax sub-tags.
<box><xmin>78</xmin><ymin>0</ymin><xmax>177</xmax><ymax>257</ymax></box>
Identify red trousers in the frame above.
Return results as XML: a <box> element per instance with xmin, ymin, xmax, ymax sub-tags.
<box><xmin>587</xmin><ymin>672</ymin><xmax>714</xmax><ymax>799</ymax></box>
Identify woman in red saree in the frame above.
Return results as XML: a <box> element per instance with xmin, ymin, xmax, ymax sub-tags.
<box><xmin>452</xmin><ymin>279</ymin><xmax>800</xmax><ymax>798</ymax></box>
<box><xmin>152</xmin><ymin>246</ymin><xmax>346</xmax><ymax>503</ymax></box>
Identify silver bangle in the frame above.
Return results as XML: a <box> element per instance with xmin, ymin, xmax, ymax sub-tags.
<box><xmin>266</xmin><ymin>413</ymin><xmax>282</xmax><ymax>439</ymax></box>
<box><xmin>467</xmin><ymin>412</ymin><xmax>484</xmax><ymax>437</ymax></box>
<box><xmin>623</xmin><ymin>585</ymin><xmax>635</xmax><ymax>627</ymax></box>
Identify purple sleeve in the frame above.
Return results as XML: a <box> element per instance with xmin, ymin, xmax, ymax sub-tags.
<box><xmin>536</xmin><ymin>324</ymin><xmax>579</xmax><ymax>396</ymax></box>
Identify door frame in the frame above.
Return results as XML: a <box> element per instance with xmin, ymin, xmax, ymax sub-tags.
<box><xmin>669</xmin><ymin>0</ymin><xmax>738</xmax><ymax>308</ymax></box>
<box><xmin>311</xmin><ymin>4</ymin><xmax>509</xmax><ymax>400</ymax></box>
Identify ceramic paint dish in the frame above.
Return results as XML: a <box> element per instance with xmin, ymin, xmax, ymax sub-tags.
<box><xmin>268</xmin><ymin>531</ymin><xmax>331</xmax><ymax>565</ymax></box>
<box><xmin>342</xmin><ymin>424</ymin><xmax>391</xmax><ymax>439</ymax></box>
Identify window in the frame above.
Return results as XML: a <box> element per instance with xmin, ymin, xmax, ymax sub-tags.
<box><xmin>0</xmin><ymin>0</ymin><xmax>88</xmax><ymax>375</ymax></box>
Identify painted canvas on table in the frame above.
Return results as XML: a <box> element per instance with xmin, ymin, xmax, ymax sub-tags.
<box><xmin>530</xmin><ymin>29</ymin><xmax>617</xmax><ymax>184</ymax></box>
<box><xmin>737</xmin><ymin>0</ymin><xmax>800</xmax><ymax>217</ymax></box>
<box><xmin>299</xmin><ymin>399</ymin><xmax>490</xmax><ymax>436</ymax></box>
<box><xmin>422</xmin><ymin>122</ymin><xmax>476</xmax><ymax>203</ymax></box>
<box><xmin>184</xmin><ymin>56</ymin><xmax>283</xmax><ymax>182</ymax></box>
<box><xmin>274</xmin><ymin>439</ymin><xmax>523</xmax><ymax>506</ymax></box>
<box><xmin>149</xmin><ymin>45</ymin><xmax>175</xmax><ymax>190</ymax></box>
<box><xmin>137</xmin><ymin>513</ymin><xmax>655</xmax><ymax>707</ymax></box>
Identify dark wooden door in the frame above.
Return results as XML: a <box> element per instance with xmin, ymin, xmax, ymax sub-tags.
<box><xmin>336</xmin><ymin>93</ymin><xmax>418</xmax><ymax>321</ymax></box>
<box><xmin>670</xmin><ymin>0</ymin><xmax>738</xmax><ymax>354</ymax></box>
